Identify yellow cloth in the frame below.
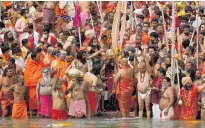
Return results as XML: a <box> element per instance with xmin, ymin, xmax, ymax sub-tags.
<box><xmin>21</xmin><ymin>46</ymin><xmax>28</xmax><ymax>60</ymax></box>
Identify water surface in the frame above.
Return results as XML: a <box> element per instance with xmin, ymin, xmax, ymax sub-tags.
<box><xmin>0</xmin><ymin>117</ymin><xmax>203</xmax><ymax>128</ymax></box>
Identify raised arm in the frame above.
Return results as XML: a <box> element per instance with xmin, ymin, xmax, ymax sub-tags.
<box><xmin>52</xmin><ymin>69</ymin><xmax>60</xmax><ymax>91</ymax></box>
<box><xmin>198</xmin><ymin>84</ymin><xmax>205</xmax><ymax>92</ymax></box>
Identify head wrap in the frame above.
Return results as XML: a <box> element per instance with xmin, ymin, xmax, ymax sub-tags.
<box><xmin>84</xmin><ymin>30</ymin><xmax>95</xmax><ymax>38</ymax></box>
<box><xmin>182</xmin><ymin>77</ymin><xmax>192</xmax><ymax>86</ymax></box>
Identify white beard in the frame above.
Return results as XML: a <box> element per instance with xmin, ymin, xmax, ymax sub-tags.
<box><xmin>43</xmin><ymin>75</ymin><xmax>51</xmax><ymax>86</ymax></box>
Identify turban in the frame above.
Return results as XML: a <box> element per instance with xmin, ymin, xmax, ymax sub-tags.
<box><xmin>67</xmin><ymin>36</ymin><xmax>75</xmax><ymax>42</ymax></box>
<box><xmin>103</xmin><ymin>8</ymin><xmax>112</xmax><ymax>16</ymax></box>
<box><xmin>84</xmin><ymin>30</ymin><xmax>95</xmax><ymax>38</ymax></box>
<box><xmin>182</xmin><ymin>77</ymin><xmax>192</xmax><ymax>86</ymax></box>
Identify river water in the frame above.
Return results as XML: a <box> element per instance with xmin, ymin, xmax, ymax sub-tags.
<box><xmin>0</xmin><ymin>117</ymin><xmax>204</xmax><ymax>128</ymax></box>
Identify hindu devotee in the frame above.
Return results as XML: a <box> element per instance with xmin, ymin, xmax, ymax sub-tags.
<box><xmin>0</xmin><ymin>2</ymin><xmax>205</xmax><ymax>125</ymax></box>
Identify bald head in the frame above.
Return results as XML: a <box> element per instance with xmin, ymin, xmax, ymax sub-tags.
<box><xmin>121</xmin><ymin>58</ymin><xmax>128</xmax><ymax>66</ymax></box>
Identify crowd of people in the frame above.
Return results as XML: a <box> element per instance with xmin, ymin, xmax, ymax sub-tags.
<box><xmin>0</xmin><ymin>1</ymin><xmax>205</xmax><ymax>121</ymax></box>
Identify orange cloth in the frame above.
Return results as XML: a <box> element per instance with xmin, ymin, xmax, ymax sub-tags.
<box><xmin>116</xmin><ymin>66</ymin><xmax>134</xmax><ymax>113</ymax></box>
<box><xmin>142</xmin><ymin>32</ymin><xmax>150</xmax><ymax>45</ymax></box>
<box><xmin>28</xmin><ymin>86</ymin><xmax>38</xmax><ymax>110</ymax></box>
<box><xmin>12</xmin><ymin>100</ymin><xmax>28</xmax><ymax>119</ymax></box>
<box><xmin>1</xmin><ymin>54</ymin><xmax>10</xmax><ymax>66</ymax></box>
<box><xmin>47</xmin><ymin>54</ymin><xmax>55</xmax><ymax>67</ymax></box>
<box><xmin>179</xmin><ymin>85</ymin><xmax>198</xmax><ymax>120</ymax></box>
<box><xmin>24</xmin><ymin>58</ymin><xmax>45</xmax><ymax>86</ymax></box>
<box><xmin>52</xmin><ymin>59</ymin><xmax>69</xmax><ymax>91</ymax></box>
<box><xmin>24</xmin><ymin>57</ymin><xmax>45</xmax><ymax>110</ymax></box>
<box><xmin>2</xmin><ymin>2</ymin><xmax>11</xmax><ymax>9</ymax></box>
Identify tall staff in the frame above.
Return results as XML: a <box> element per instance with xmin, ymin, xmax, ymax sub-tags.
<box><xmin>171</xmin><ymin>2</ymin><xmax>176</xmax><ymax>86</ymax></box>
<box><xmin>196</xmin><ymin>9</ymin><xmax>199</xmax><ymax>69</ymax></box>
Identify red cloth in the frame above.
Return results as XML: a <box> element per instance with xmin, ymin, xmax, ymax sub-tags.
<box><xmin>51</xmin><ymin>108</ymin><xmax>68</xmax><ymax>120</ymax></box>
<box><xmin>179</xmin><ymin>85</ymin><xmax>198</xmax><ymax>120</ymax></box>
<box><xmin>28</xmin><ymin>86</ymin><xmax>38</xmax><ymax>110</ymax></box>
<box><xmin>0</xmin><ymin>91</ymin><xmax>13</xmax><ymax>109</ymax></box>
<box><xmin>116</xmin><ymin>66</ymin><xmax>134</xmax><ymax>113</ymax></box>
<box><xmin>151</xmin><ymin>76</ymin><xmax>164</xmax><ymax>104</ymax></box>
<box><xmin>108</xmin><ymin>71</ymin><xmax>114</xmax><ymax>95</ymax></box>
<box><xmin>130</xmin><ymin>96</ymin><xmax>135</xmax><ymax>109</ymax></box>
<box><xmin>28</xmin><ymin>36</ymin><xmax>34</xmax><ymax>50</ymax></box>
<box><xmin>87</xmin><ymin>91</ymin><xmax>96</xmax><ymax>112</ymax></box>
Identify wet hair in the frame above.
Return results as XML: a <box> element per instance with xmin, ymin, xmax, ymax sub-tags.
<box><xmin>8</xmin><ymin>57</ymin><xmax>15</xmax><ymax>64</ymax></box>
<box><xmin>143</xmin><ymin>21</ymin><xmax>150</xmax><ymax>27</ymax></box>
<box><xmin>149</xmin><ymin>53</ymin><xmax>159</xmax><ymax>67</ymax></box>
<box><xmin>0</xmin><ymin>22</ymin><xmax>5</xmax><ymax>28</ymax></box>
<box><xmin>12</xmin><ymin>47</ymin><xmax>21</xmax><ymax>54</ymax></box>
<box><xmin>150</xmin><ymin>32</ymin><xmax>159</xmax><ymax>39</ymax></box>
<box><xmin>3</xmin><ymin>65</ymin><xmax>14</xmax><ymax>77</ymax></box>
<box><xmin>4</xmin><ymin>31</ymin><xmax>13</xmax><ymax>41</ymax></box>
<box><xmin>57</xmin><ymin>43</ymin><xmax>63</xmax><ymax>49</ymax></box>
<box><xmin>182</xmin><ymin>39</ymin><xmax>190</xmax><ymax>49</ymax></box>
<box><xmin>187</xmin><ymin>46</ymin><xmax>195</xmax><ymax>54</ymax></box>
<box><xmin>163</xmin><ymin>77</ymin><xmax>171</xmax><ymax>82</ymax></box>
<box><xmin>1</xmin><ymin>44</ymin><xmax>10</xmax><ymax>54</ymax></box>
<box><xmin>190</xmin><ymin>17</ymin><xmax>196</xmax><ymax>22</ymax></box>
<box><xmin>35</xmin><ymin>47</ymin><xmax>42</xmax><ymax>53</ymax></box>
<box><xmin>31</xmin><ymin>51</ymin><xmax>39</xmax><ymax>60</ymax></box>
<box><xmin>20</xmin><ymin>9</ymin><xmax>27</xmax><ymax>16</ymax></box>
<box><xmin>181</xmin><ymin>16</ymin><xmax>189</xmax><ymax>22</ymax></box>
<box><xmin>137</xmin><ymin>15</ymin><xmax>144</xmax><ymax>20</ymax></box>
<box><xmin>11</xmin><ymin>43</ymin><xmax>19</xmax><ymax>50</ymax></box>
<box><xmin>156</xmin><ymin>23</ymin><xmax>163</xmax><ymax>28</ymax></box>
<box><xmin>183</xmin><ymin>24</ymin><xmax>190</xmax><ymax>29</ymax></box>
<box><xmin>28</xmin><ymin>23</ymin><xmax>33</xmax><ymax>29</ymax></box>
<box><xmin>22</xmin><ymin>39</ymin><xmax>28</xmax><ymax>46</ymax></box>
<box><xmin>151</xmin><ymin>18</ymin><xmax>158</xmax><ymax>23</ymax></box>
<box><xmin>185</xmin><ymin>6</ymin><xmax>193</xmax><ymax>13</ymax></box>
<box><xmin>136</xmin><ymin>24</ymin><xmax>142</xmax><ymax>28</ymax></box>
<box><xmin>91</xmin><ymin>58</ymin><xmax>101</xmax><ymax>75</ymax></box>
<box><xmin>43</xmin><ymin>25</ymin><xmax>50</xmax><ymax>33</ymax></box>
<box><xmin>77</xmin><ymin>51</ymin><xmax>86</xmax><ymax>64</ymax></box>
<box><xmin>199</xmin><ymin>7</ymin><xmax>204</xmax><ymax>14</ymax></box>
<box><xmin>158</xmin><ymin>67</ymin><xmax>166</xmax><ymax>76</ymax></box>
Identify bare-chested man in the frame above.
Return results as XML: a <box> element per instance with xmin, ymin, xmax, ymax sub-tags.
<box><xmin>159</xmin><ymin>77</ymin><xmax>175</xmax><ymax>120</ymax></box>
<box><xmin>65</xmin><ymin>71</ymin><xmax>88</xmax><ymax>118</ymax></box>
<box><xmin>199</xmin><ymin>75</ymin><xmax>205</xmax><ymax>119</ymax></box>
<box><xmin>136</xmin><ymin>55</ymin><xmax>152</xmax><ymax>119</ymax></box>
<box><xmin>51</xmin><ymin>71</ymin><xmax>68</xmax><ymax>120</ymax></box>
<box><xmin>36</xmin><ymin>68</ymin><xmax>53</xmax><ymax>117</ymax></box>
<box><xmin>7</xmin><ymin>76</ymin><xmax>28</xmax><ymax>119</ymax></box>
<box><xmin>83</xmin><ymin>65</ymin><xmax>104</xmax><ymax>118</ymax></box>
<box><xmin>7</xmin><ymin>57</ymin><xmax>23</xmax><ymax>76</ymax></box>
<box><xmin>0</xmin><ymin>65</ymin><xmax>17</xmax><ymax>118</ymax></box>
<box><xmin>194</xmin><ymin>70</ymin><xmax>202</xmax><ymax>86</ymax></box>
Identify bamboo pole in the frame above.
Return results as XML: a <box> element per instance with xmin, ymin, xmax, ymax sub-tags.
<box><xmin>171</xmin><ymin>2</ymin><xmax>176</xmax><ymax>86</ymax></box>
<box><xmin>196</xmin><ymin>9</ymin><xmax>199</xmax><ymax>69</ymax></box>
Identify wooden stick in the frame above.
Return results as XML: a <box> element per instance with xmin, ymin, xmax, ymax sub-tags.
<box><xmin>196</xmin><ymin>9</ymin><xmax>199</xmax><ymax>69</ymax></box>
<box><xmin>158</xmin><ymin>2</ymin><xmax>169</xmax><ymax>52</ymax></box>
<box><xmin>190</xmin><ymin>29</ymin><xmax>196</xmax><ymax>46</ymax></box>
<box><xmin>78</xmin><ymin>27</ymin><xmax>82</xmax><ymax>48</ymax></box>
<box><xmin>171</xmin><ymin>2</ymin><xmax>176</xmax><ymax>86</ymax></box>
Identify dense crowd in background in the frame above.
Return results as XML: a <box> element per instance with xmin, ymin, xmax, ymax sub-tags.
<box><xmin>0</xmin><ymin>1</ymin><xmax>205</xmax><ymax>120</ymax></box>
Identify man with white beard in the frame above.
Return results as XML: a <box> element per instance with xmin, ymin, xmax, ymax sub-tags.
<box><xmin>36</xmin><ymin>68</ymin><xmax>54</xmax><ymax>117</ymax></box>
